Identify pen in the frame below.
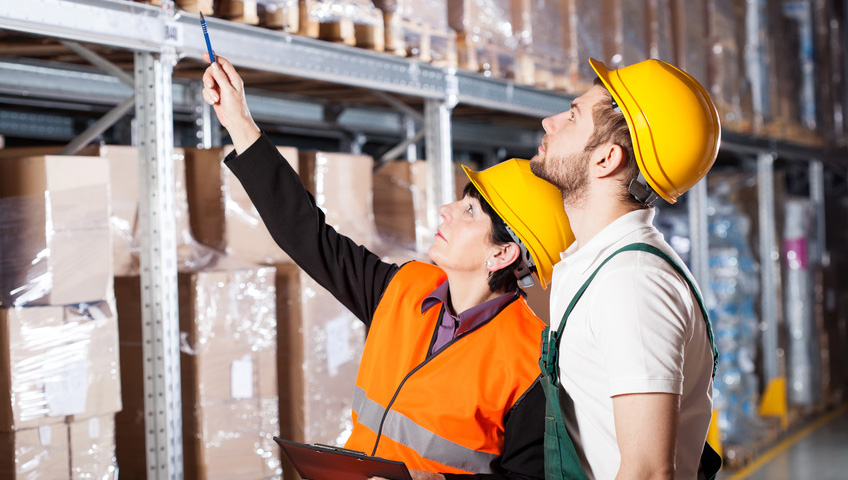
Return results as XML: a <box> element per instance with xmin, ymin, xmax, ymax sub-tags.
<box><xmin>200</xmin><ymin>12</ymin><xmax>215</xmax><ymax>63</ymax></box>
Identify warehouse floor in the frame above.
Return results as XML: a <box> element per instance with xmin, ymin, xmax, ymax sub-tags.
<box><xmin>720</xmin><ymin>404</ymin><xmax>848</xmax><ymax>480</ymax></box>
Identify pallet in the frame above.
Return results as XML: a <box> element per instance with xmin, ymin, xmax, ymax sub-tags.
<box><xmin>297</xmin><ymin>0</ymin><xmax>384</xmax><ymax>52</ymax></box>
<box><xmin>383</xmin><ymin>13</ymin><xmax>456</xmax><ymax>68</ymax></box>
<box><xmin>174</xmin><ymin>0</ymin><xmax>214</xmax><ymax>15</ymax></box>
<box><xmin>721</xmin><ymin>420</ymin><xmax>782</xmax><ymax>472</ymax></box>
<box><xmin>216</xmin><ymin>0</ymin><xmax>260</xmax><ymax>25</ymax></box>
<box><xmin>764</xmin><ymin>118</ymin><xmax>824</xmax><ymax>148</ymax></box>
<box><xmin>456</xmin><ymin>32</ymin><xmax>517</xmax><ymax>81</ymax></box>
<box><xmin>258</xmin><ymin>1</ymin><xmax>299</xmax><ymax>32</ymax></box>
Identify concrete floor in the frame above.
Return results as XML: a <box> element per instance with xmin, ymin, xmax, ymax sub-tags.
<box><xmin>720</xmin><ymin>405</ymin><xmax>848</xmax><ymax>480</ymax></box>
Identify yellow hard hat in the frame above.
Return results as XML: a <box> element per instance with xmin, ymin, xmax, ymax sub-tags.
<box><xmin>590</xmin><ymin>58</ymin><xmax>721</xmax><ymax>204</ymax></box>
<box><xmin>463</xmin><ymin>159</ymin><xmax>574</xmax><ymax>290</ymax></box>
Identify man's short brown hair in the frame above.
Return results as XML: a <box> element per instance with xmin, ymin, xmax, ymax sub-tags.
<box><xmin>587</xmin><ymin>79</ymin><xmax>644</xmax><ymax>208</ymax></box>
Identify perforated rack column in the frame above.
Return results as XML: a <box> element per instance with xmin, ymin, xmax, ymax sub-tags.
<box><xmin>135</xmin><ymin>49</ymin><xmax>184</xmax><ymax>480</ymax></box>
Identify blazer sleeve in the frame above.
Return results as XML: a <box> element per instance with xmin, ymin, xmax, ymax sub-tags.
<box><xmin>224</xmin><ymin>133</ymin><xmax>399</xmax><ymax>325</ymax></box>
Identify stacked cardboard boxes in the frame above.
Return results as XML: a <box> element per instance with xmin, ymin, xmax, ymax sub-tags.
<box><xmin>0</xmin><ymin>154</ymin><xmax>120</xmax><ymax>478</ymax></box>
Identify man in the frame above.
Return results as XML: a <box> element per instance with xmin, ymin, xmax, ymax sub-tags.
<box><xmin>531</xmin><ymin>58</ymin><xmax>721</xmax><ymax>480</ymax></box>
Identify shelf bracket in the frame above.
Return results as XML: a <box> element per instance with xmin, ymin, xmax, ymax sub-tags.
<box><xmin>58</xmin><ymin>95</ymin><xmax>135</xmax><ymax>155</ymax></box>
<box><xmin>57</xmin><ymin>40</ymin><xmax>137</xmax><ymax>154</ymax></box>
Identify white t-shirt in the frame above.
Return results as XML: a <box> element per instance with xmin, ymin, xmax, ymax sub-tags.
<box><xmin>549</xmin><ymin>208</ymin><xmax>714</xmax><ymax>480</ymax></box>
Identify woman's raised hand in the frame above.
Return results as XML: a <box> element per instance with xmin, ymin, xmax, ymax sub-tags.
<box><xmin>201</xmin><ymin>53</ymin><xmax>261</xmax><ymax>154</ymax></box>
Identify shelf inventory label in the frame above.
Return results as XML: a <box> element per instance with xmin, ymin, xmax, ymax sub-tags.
<box><xmin>163</xmin><ymin>20</ymin><xmax>184</xmax><ymax>47</ymax></box>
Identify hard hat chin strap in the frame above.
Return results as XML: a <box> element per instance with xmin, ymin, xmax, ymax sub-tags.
<box><xmin>503</xmin><ymin>224</ymin><xmax>536</xmax><ymax>288</ymax></box>
<box><xmin>628</xmin><ymin>172</ymin><xmax>660</xmax><ymax>205</ymax></box>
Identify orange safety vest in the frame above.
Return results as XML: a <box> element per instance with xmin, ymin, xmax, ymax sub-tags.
<box><xmin>345</xmin><ymin>261</ymin><xmax>545</xmax><ymax>474</ymax></box>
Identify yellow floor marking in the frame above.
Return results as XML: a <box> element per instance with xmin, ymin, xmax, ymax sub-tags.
<box><xmin>726</xmin><ymin>402</ymin><xmax>848</xmax><ymax>479</ymax></box>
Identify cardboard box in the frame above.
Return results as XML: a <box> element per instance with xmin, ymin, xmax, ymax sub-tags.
<box><xmin>115</xmin><ymin>267</ymin><xmax>280</xmax><ymax>480</ymax></box>
<box><xmin>0</xmin><ymin>423</ymin><xmax>70</xmax><ymax>479</ymax></box>
<box><xmin>0</xmin><ymin>145</ymin><xmax>196</xmax><ymax>275</ymax></box>
<box><xmin>0</xmin><ymin>302</ymin><xmax>121</xmax><ymax>432</ymax></box>
<box><xmin>274</xmin><ymin>264</ymin><xmax>365</xmax><ymax>480</ymax></box>
<box><xmin>372</xmin><ymin>160</ymin><xmax>433</xmax><ymax>253</ymax></box>
<box><xmin>184</xmin><ymin>145</ymin><xmax>299</xmax><ymax>265</ymax></box>
<box><xmin>299</xmin><ymin>151</ymin><xmax>378</xmax><ymax>246</ymax></box>
<box><xmin>69</xmin><ymin>414</ymin><xmax>117</xmax><ymax>480</ymax></box>
<box><xmin>0</xmin><ymin>154</ymin><xmax>112</xmax><ymax>306</ymax></box>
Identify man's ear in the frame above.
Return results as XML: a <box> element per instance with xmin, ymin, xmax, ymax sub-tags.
<box><xmin>487</xmin><ymin>242</ymin><xmax>521</xmax><ymax>271</ymax></box>
<box><xmin>592</xmin><ymin>143</ymin><xmax>626</xmax><ymax>179</ymax></box>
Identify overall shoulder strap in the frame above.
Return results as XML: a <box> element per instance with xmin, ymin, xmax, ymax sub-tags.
<box><xmin>554</xmin><ymin>242</ymin><xmax>718</xmax><ymax>377</ymax></box>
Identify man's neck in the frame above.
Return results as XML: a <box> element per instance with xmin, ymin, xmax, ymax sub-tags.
<box><xmin>565</xmin><ymin>195</ymin><xmax>641</xmax><ymax>250</ymax></box>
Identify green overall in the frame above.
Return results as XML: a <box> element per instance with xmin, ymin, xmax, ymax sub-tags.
<box><xmin>539</xmin><ymin>243</ymin><xmax>722</xmax><ymax>480</ymax></box>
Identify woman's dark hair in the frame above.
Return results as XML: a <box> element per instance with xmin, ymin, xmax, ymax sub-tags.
<box><xmin>462</xmin><ymin>182</ymin><xmax>524</xmax><ymax>294</ymax></box>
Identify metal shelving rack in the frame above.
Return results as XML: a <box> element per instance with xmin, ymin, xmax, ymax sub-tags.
<box><xmin>1</xmin><ymin>0</ymin><xmax>844</xmax><ymax>477</ymax></box>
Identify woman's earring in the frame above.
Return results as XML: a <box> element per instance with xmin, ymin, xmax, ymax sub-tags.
<box><xmin>486</xmin><ymin>260</ymin><xmax>493</xmax><ymax>268</ymax></box>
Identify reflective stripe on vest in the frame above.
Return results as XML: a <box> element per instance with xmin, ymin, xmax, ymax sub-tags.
<box><xmin>352</xmin><ymin>386</ymin><xmax>499</xmax><ymax>473</ymax></box>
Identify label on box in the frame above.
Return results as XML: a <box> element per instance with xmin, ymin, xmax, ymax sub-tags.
<box><xmin>45</xmin><ymin>357</ymin><xmax>88</xmax><ymax>416</ymax></box>
<box><xmin>89</xmin><ymin>416</ymin><xmax>101</xmax><ymax>439</ymax></box>
<box><xmin>39</xmin><ymin>425</ymin><xmax>52</xmax><ymax>446</ymax></box>
<box><xmin>325</xmin><ymin>317</ymin><xmax>352</xmax><ymax>376</ymax></box>
<box><xmin>231</xmin><ymin>356</ymin><xmax>254</xmax><ymax>399</ymax></box>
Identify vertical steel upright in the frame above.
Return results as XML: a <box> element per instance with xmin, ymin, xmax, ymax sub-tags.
<box><xmin>687</xmin><ymin>178</ymin><xmax>710</xmax><ymax>291</ymax></box>
<box><xmin>757</xmin><ymin>152</ymin><xmax>781</xmax><ymax>383</ymax></box>
<box><xmin>134</xmin><ymin>48</ymin><xmax>184</xmax><ymax>479</ymax></box>
<box><xmin>425</xmin><ymin>94</ymin><xmax>457</xmax><ymax>229</ymax></box>
<box><xmin>809</xmin><ymin>160</ymin><xmax>825</xmax><ymax>266</ymax></box>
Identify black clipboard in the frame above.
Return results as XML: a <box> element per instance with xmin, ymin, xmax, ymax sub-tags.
<box><xmin>274</xmin><ymin>437</ymin><xmax>413</xmax><ymax>480</ymax></box>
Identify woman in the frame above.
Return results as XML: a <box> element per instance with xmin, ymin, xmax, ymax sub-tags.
<box><xmin>201</xmin><ymin>55</ymin><xmax>573</xmax><ymax>480</ymax></box>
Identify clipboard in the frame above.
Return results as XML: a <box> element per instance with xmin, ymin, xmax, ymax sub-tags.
<box><xmin>274</xmin><ymin>437</ymin><xmax>413</xmax><ymax>480</ymax></box>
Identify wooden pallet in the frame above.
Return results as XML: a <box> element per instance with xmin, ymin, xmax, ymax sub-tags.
<box><xmin>721</xmin><ymin>420</ymin><xmax>782</xmax><ymax>472</ymax></box>
<box><xmin>456</xmin><ymin>32</ymin><xmax>517</xmax><ymax>81</ymax></box>
<box><xmin>297</xmin><ymin>0</ymin><xmax>384</xmax><ymax>52</ymax></box>
<box><xmin>383</xmin><ymin>13</ymin><xmax>456</xmax><ymax>68</ymax></box>
<box><xmin>258</xmin><ymin>1</ymin><xmax>299</xmax><ymax>32</ymax></box>
<box><xmin>216</xmin><ymin>0</ymin><xmax>260</xmax><ymax>25</ymax></box>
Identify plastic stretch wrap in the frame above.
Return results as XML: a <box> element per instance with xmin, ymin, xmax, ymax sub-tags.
<box><xmin>69</xmin><ymin>414</ymin><xmax>117</xmax><ymax>480</ymax></box>
<box><xmin>613</xmin><ymin>0</ymin><xmax>649</xmax><ymax>66</ymax></box>
<box><xmin>707</xmin><ymin>179</ymin><xmax>761</xmax><ymax>446</ymax></box>
<box><xmin>673</xmin><ymin>0</ymin><xmax>708</xmax><ymax>87</ymax></box>
<box><xmin>217</xmin><ymin>0</ymin><xmax>260</xmax><ymax>24</ymax></box>
<box><xmin>115</xmin><ymin>266</ymin><xmax>280</xmax><ymax>480</ymax></box>
<box><xmin>276</xmin><ymin>265</ymin><xmax>365</xmax><ymax>451</ymax></box>
<box><xmin>0</xmin><ymin>423</ymin><xmax>70</xmax><ymax>479</ymax></box>
<box><xmin>706</xmin><ymin>0</ymin><xmax>748</xmax><ymax>131</ymax></box>
<box><xmin>450</xmin><ymin>0</ymin><xmax>517</xmax><ymax>78</ymax></box>
<box><xmin>449</xmin><ymin>0</ymin><xmax>514</xmax><ymax>46</ymax></box>
<box><xmin>373</xmin><ymin>160</ymin><xmax>434</xmax><ymax>254</ymax></box>
<box><xmin>0</xmin><ymin>301</ymin><xmax>121</xmax><ymax>432</ymax></box>
<box><xmin>376</xmin><ymin>0</ymin><xmax>454</xmax><ymax>65</ymax></box>
<box><xmin>257</xmin><ymin>0</ymin><xmax>298</xmax><ymax>30</ymax></box>
<box><xmin>0</xmin><ymin>155</ymin><xmax>112</xmax><ymax>308</ymax></box>
<box><xmin>783</xmin><ymin>197</ymin><xmax>821</xmax><ymax>407</ymax></box>
<box><xmin>647</xmin><ymin>0</ymin><xmax>674</xmax><ymax>62</ymax></box>
<box><xmin>184</xmin><ymin>145</ymin><xmax>299</xmax><ymax>266</ymax></box>
<box><xmin>303</xmin><ymin>0</ymin><xmax>381</xmax><ymax>24</ymax></box>
<box><xmin>511</xmin><ymin>0</ymin><xmax>568</xmax><ymax>89</ymax></box>
<box><xmin>570</xmin><ymin>0</ymin><xmax>605</xmax><ymax>91</ymax></box>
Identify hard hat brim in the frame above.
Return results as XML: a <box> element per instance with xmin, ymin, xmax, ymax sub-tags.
<box><xmin>462</xmin><ymin>164</ymin><xmax>551</xmax><ymax>290</ymax></box>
